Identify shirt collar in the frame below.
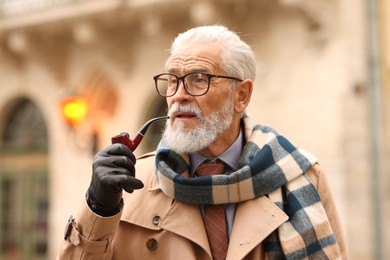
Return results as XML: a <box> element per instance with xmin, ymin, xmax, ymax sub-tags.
<box><xmin>189</xmin><ymin>129</ymin><xmax>243</xmax><ymax>176</ymax></box>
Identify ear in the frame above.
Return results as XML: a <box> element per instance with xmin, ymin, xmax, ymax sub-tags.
<box><xmin>233</xmin><ymin>79</ymin><xmax>253</xmax><ymax>113</ymax></box>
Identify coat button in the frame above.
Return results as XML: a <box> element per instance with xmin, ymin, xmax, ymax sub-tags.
<box><xmin>152</xmin><ymin>215</ymin><xmax>161</xmax><ymax>225</ymax></box>
<box><xmin>146</xmin><ymin>238</ymin><xmax>158</xmax><ymax>251</ymax></box>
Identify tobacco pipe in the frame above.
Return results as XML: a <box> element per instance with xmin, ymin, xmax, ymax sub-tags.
<box><xmin>111</xmin><ymin>116</ymin><xmax>169</xmax><ymax>151</ymax></box>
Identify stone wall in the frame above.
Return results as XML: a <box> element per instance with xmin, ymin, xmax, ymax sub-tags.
<box><xmin>0</xmin><ymin>0</ymin><xmax>388</xmax><ymax>258</ymax></box>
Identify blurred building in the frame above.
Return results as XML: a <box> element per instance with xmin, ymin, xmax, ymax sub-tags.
<box><xmin>0</xmin><ymin>0</ymin><xmax>388</xmax><ymax>259</ymax></box>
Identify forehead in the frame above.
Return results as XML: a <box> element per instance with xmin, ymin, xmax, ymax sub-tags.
<box><xmin>166</xmin><ymin>42</ymin><xmax>222</xmax><ymax>73</ymax></box>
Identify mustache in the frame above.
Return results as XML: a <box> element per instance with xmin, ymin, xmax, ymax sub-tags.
<box><xmin>168</xmin><ymin>103</ymin><xmax>203</xmax><ymax>118</ymax></box>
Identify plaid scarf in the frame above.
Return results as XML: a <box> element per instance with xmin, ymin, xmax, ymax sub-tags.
<box><xmin>155</xmin><ymin>115</ymin><xmax>341</xmax><ymax>259</ymax></box>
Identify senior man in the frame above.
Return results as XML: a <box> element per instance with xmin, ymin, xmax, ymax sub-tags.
<box><xmin>58</xmin><ymin>25</ymin><xmax>347</xmax><ymax>260</ymax></box>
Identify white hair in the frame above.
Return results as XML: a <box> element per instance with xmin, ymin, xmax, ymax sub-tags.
<box><xmin>168</xmin><ymin>25</ymin><xmax>256</xmax><ymax>82</ymax></box>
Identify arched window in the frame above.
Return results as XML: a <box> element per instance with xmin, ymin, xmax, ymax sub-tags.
<box><xmin>0</xmin><ymin>97</ymin><xmax>48</xmax><ymax>259</ymax></box>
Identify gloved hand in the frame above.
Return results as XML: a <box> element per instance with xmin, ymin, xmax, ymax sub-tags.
<box><xmin>87</xmin><ymin>143</ymin><xmax>144</xmax><ymax>216</ymax></box>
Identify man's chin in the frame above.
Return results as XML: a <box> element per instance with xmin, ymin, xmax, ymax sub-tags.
<box><xmin>171</xmin><ymin>120</ymin><xmax>199</xmax><ymax>132</ymax></box>
<box><xmin>162</xmin><ymin>128</ymin><xmax>213</xmax><ymax>154</ymax></box>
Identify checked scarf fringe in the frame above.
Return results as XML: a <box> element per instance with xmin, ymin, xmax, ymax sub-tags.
<box><xmin>155</xmin><ymin>115</ymin><xmax>341</xmax><ymax>259</ymax></box>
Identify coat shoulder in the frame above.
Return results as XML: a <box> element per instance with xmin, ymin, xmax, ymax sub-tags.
<box><xmin>305</xmin><ymin>163</ymin><xmax>326</xmax><ymax>189</ymax></box>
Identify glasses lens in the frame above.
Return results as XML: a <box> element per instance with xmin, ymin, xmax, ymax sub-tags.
<box><xmin>156</xmin><ymin>74</ymin><xmax>177</xmax><ymax>97</ymax></box>
<box><xmin>185</xmin><ymin>73</ymin><xmax>209</xmax><ymax>96</ymax></box>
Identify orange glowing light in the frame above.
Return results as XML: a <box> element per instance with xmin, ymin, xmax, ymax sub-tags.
<box><xmin>61</xmin><ymin>96</ymin><xmax>88</xmax><ymax>126</ymax></box>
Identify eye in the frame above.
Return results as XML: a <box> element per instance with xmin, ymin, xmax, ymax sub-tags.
<box><xmin>168</xmin><ymin>76</ymin><xmax>178</xmax><ymax>85</ymax></box>
<box><xmin>192</xmin><ymin>73</ymin><xmax>208</xmax><ymax>84</ymax></box>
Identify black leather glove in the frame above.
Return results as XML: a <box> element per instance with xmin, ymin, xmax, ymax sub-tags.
<box><xmin>87</xmin><ymin>143</ymin><xmax>144</xmax><ymax>216</ymax></box>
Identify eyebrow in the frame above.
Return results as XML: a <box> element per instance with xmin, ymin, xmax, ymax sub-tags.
<box><xmin>167</xmin><ymin>68</ymin><xmax>209</xmax><ymax>75</ymax></box>
<box><xmin>168</xmin><ymin>68</ymin><xmax>178</xmax><ymax>74</ymax></box>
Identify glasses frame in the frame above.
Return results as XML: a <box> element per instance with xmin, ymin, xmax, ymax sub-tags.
<box><xmin>153</xmin><ymin>72</ymin><xmax>243</xmax><ymax>97</ymax></box>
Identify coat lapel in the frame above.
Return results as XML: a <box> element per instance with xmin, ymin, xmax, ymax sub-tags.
<box><xmin>122</xmin><ymin>163</ymin><xmax>212</xmax><ymax>258</ymax></box>
<box><xmin>227</xmin><ymin>196</ymin><xmax>288</xmax><ymax>260</ymax></box>
<box><xmin>159</xmin><ymin>200</ymin><xmax>212</xmax><ymax>258</ymax></box>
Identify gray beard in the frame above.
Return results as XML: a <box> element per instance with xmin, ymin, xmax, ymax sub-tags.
<box><xmin>162</xmin><ymin>96</ymin><xmax>234</xmax><ymax>154</ymax></box>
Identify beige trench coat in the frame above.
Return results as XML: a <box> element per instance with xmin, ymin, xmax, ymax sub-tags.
<box><xmin>57</xmin><ymin>153</ymin><xmax>347</xmax><ymax>260</ymax></box>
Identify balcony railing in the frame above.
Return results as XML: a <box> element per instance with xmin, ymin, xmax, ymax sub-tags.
<box><xmin>0</xmin><ymin>0</ymin><xmax>90</xmax><ymax>16</ymax></box>
<box><xmin>0</xmin><ymin>0</ymin><xmax>130</xmax><ymax>30</ymax></box>
<box><xmin>0</xmin><ymin>0</ymin><xmax>178</xmax><ymax>30</ymax></box>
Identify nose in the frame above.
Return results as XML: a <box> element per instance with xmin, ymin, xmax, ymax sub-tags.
<box><xmin>170</xmin><ymin>79</ymin><xmax>193</xmax><ymax>102</ymax></box>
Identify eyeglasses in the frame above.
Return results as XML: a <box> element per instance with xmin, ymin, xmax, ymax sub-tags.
<box><xmin>153</xmin><ymin>72</ymin><xmax>243</xmax><ymax>97</ymax></box>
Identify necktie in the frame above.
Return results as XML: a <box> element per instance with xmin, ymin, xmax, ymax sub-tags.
<box><xmin>196</xmin><ymin>161</ymin><xmax>228</xmax><ymax>260</ymax></box>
